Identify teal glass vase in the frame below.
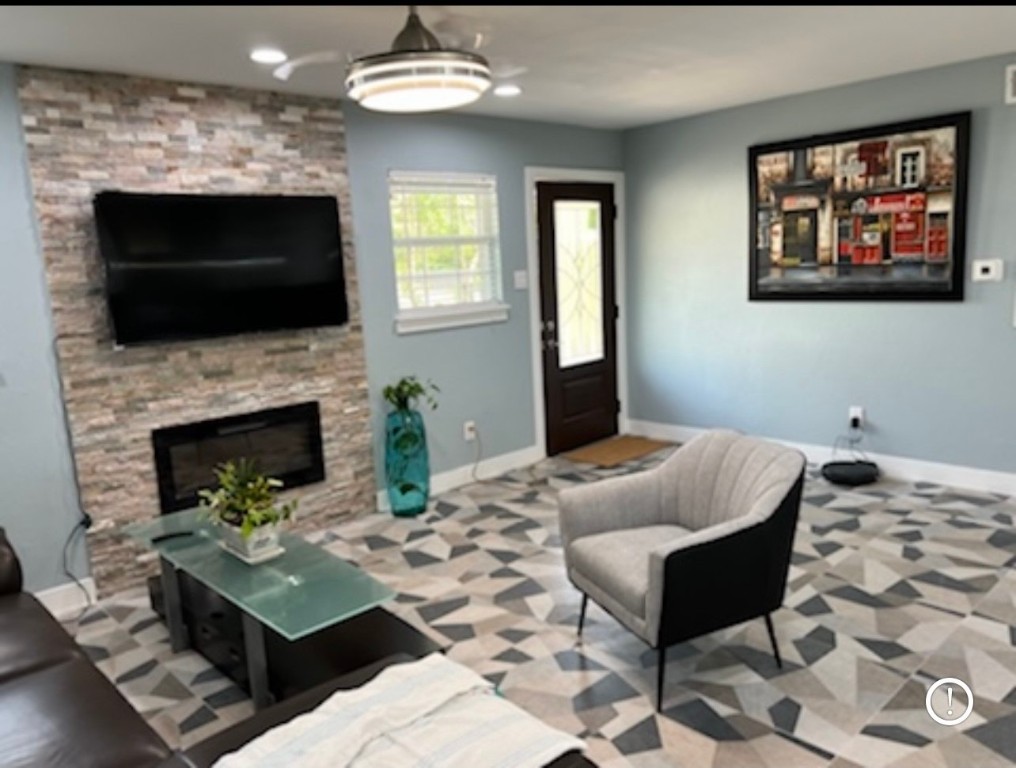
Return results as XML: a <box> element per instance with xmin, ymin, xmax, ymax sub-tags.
<box><xmin>384</xmin><ymin>408</ymin><xmax>430</xmax><ymax>517</ymax></box>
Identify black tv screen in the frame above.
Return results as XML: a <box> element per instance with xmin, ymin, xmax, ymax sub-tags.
<box><xmin>93</xmin><ymin>191</ymin><xmax>348</xmax><ymax>345</ymax></box>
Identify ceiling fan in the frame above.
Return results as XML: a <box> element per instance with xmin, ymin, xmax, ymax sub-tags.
<box><xmin>271</xmin><ymin>6</ymin><xmax>527</xmax><ymax>113</ymax></box>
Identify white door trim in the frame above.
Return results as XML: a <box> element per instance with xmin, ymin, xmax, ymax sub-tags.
<box><xmin>524</xmin><ymin>166</ymin><xmax>628</xmax><ymax>457</ymax></box>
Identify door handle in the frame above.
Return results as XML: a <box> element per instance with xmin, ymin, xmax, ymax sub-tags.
<box><xmin>541</xmin><ymin>318</ymin><xmax>558</xmax><ymax>352</ymax></box>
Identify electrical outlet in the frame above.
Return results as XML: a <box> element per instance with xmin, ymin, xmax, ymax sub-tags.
<box><xmin>972</xmin><ymin>259</ymin><xmax>1004</xmax><ymax>282</ymax></box>
<box><xmin>463</xmin><ymin>420</ymin><xmax>477</xmax><ymax>442</ymax></box>
<box><xmin>849</xmin><ymin>406</ymin><xmax>864</xmax><ymax>429</ymax></box>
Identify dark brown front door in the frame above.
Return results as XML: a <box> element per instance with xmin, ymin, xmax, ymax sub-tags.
<box><xmin>537</xmin><ymin>182</ymin><xmax>618</xmax><ymax>455</ymax></box>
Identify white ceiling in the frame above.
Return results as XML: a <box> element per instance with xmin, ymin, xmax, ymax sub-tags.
<box><xmin>1</xmin><ymin>6</ymin><xmax>1014</xmax><ymax>130</ymax></box>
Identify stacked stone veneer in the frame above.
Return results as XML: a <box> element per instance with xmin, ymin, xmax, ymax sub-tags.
<box><xmin>17</xmin><ymin>67</ymin><xmax>375</xmax><ymax>596</ymax></box>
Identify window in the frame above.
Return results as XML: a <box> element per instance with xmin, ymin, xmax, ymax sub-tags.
<box><xmin>895</xmin><ymin>147</ymin><xmax>925</xmax><ymax>188</ymax></box>
<box><xmin>388</xmin><ymin>171</ymin><xmax>508</xmax><ymax>334</ymax></box>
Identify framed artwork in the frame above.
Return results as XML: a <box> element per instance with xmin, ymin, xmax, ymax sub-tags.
<box><xmin>749</xmin><ymin>111</ymin><xmax>970</xmax><ymax>301</ymax></box>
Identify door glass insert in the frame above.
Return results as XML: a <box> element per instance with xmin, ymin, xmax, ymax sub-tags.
<box><xmin>554</xmin><ymin>200</ymin><xmax>604</xmax><ymax>368</ymax></box>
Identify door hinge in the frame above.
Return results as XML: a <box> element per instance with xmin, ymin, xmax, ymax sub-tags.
<box><xmin>615</xmin><ymin>399</ymin><xmax>622</xmax><ymax>414</ymax></box>
<box><xmin>613</xmin><ymin>304</ymin><xmax>619</xmax><ymax>320</ymax></box>
<box><xmin>611</xmin><ymin>203</ymin><xmax>618</xmax><ymax>220</ymax></box>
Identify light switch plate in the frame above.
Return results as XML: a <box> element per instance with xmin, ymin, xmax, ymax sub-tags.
<box><xmin>972</xmin><ymin>259</ymin><xmax>1003</xmax><ymax>282</ymax></box>
<box><xmin>513</xmin><ymin>269</ymin><xmax>529</xmax><ymax>290</ymax></box>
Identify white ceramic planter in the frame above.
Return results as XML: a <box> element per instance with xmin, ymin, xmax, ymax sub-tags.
<box><xmin>219</xmin><ymin>523</ymin><xmax>283</xmax><ymax>564</ymax></box>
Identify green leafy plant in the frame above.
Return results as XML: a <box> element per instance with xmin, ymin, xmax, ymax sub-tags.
<box><xmin>198</xmin><ymin>458</ymin><xmax>297</xmax><ymax>540</ymax></box>
<box><xmin>382</xmin><ymin>375</ymin><xmax>440</xmax><ymax>412</ymax></box>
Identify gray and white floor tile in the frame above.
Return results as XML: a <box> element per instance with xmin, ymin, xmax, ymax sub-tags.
<box><xmin>69</xmin><ymin>449</ymin><xmax>1016</xmax><ymax>766</ymax></box>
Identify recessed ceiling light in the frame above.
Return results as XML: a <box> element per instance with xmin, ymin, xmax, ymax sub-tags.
<box><xmin>493</xmin><ymin>83</ymin><xmax>522</xmax><ymax>98</ymax></box>
<box><xmin>250</xmin><ymin>48</ymin><xmax>288</xmax><ymax>65</ymax></box>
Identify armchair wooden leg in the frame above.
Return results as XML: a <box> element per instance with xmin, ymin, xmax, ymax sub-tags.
<box><xmin>656</xmin><ymin>646</ymin><xmax>666</xmax><ymax>712</ymax></box>
<box><xmin>577</xmin><ymin>594</ymin><xmax>588</xmax><ymax>637</ymax></box>
<box><xmin>764</xmin><ymin>613</ymin><xmax>782</xmax><ymax>669</ymax></box>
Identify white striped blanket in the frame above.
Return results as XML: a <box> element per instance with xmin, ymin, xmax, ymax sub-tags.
<box><xmin>213</xmin><ymin>653</ymin><xmax>585</xmax><ymax>768</ymax></box>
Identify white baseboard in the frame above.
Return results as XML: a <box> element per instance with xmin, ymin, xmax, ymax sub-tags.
<box><xmin>628</xmin><ymin>419</ymin><xmax>1016</xmax><ymax>497</ymax></box>
<box><xmin>34</xmin><ymin>577</ymin><xmax>97</xmax><ymax>621</ymax></box>
<box><xmin>376</xmin><ymin>444</ymin><xmax>546</xmax><ymax>513</ymax></box>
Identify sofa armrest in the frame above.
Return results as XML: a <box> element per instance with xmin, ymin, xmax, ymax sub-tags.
<box><xmin>0</xmin><ymin>528</ymin><xmax>23</xmax><ymax>595</ymax></box>
<box><xmin>155</xmin><ymin>754</ymin><xmax>198</xmax><ymax>768</ymax></box>
<box><xmin>184</xmin><ymin>654</ymin><xmax>415</xmax><ymax>767</ymax></box>
<box><xmin>559</xmin><ymin>470</ymin><xmax>661</xmax><ymax>551</ymax></box>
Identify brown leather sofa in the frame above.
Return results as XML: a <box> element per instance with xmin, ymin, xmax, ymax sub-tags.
<box><xmin>0</xmin><ymin>529</ymin><xmax>403</xmax><ymax>768</ymax></box>
<box><xmin>0</xmin><ymin>527</ymin><xmax>594</xmax><ymax>768</ymax></box>
<box><xmin>0</xmin><ymin>526</ymin><xmax>182</xmax><ymax>768</ymax></box>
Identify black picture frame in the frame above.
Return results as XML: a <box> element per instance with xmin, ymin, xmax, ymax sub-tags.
<box><xmin>748</xmin><ymin>111</ymin><xmax>970</xmax><ymax>301</ymax></box>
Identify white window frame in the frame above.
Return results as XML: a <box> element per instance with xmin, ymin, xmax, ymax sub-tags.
<box><xmin>895</xmin><ymin>146</ymin><xmax>925</xmax><ymax>189</ymax></box>
<box><xmin>388</xmin><ymin>171</ymin><xmax>509</xmax><ymax>335</ymax></box>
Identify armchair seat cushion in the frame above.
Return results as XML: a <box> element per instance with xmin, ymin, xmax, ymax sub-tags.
<box><xmin>568</xmin><ymin>525</ymin><xmax>690</xmax><ymax>619</ymax></box>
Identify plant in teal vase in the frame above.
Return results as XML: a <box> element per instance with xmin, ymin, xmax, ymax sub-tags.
<box><xmin>382</xmin><ymin>376</ymin><xmax>440</xmax><ymax>413</ymax></box>
<box><xmin>383</xmin><ymin>376</ymin><xmax>439</xmax><ymax>517</ymax></box>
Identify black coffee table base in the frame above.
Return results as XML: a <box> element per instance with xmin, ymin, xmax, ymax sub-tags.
<box><xmin>264</xmin><ymin>603</ymin><xmax>445</xmax><ymax>702</ymax></box>
<box><xmin>149</xmin><ymin>570</ymin><xmax>444</xmax><ymax>707</ymax></box>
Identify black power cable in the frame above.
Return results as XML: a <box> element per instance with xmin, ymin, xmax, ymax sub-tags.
<box><xmin>62</xmin><ymin>515</ymin><xmax>93</xmax><ymax>622</ymax></box>
<box><xmin>823</xmin><ymin>422</ymin><xmax>879</xmax><ymax>487</ymax></box>
<box><xmin>51</xmin><ymin>335</ymin><xmax>94</xmax><ymax>622</ymax></box>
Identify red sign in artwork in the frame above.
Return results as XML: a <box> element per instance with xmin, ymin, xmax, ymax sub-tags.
<box><xmin>891</xmin><ymin>211</ymin><xmax>925</xmax><ymax>259</ymax></box>
<box><xmin>857</xmin><ymin>141</ymin><xmax>889</xmax><ymax>176</ymax></box>
<box><xmin>867</xmin><ymin>193</ymin><xmax>926</xmax><ymax>214</ymax></box>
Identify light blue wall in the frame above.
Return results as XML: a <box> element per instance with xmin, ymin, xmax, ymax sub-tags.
<box><xmin>623</xmin><ymin>53</ymin><xmax>1016</xmax><ymax>472</ymax></box>
<box><xmin>343</xmin><ymin>106</ymin><xmax>623</xmax><ymax>482</ymax></box>
<box><xmin>0</xmin><ymin>64</ymin><xmax>87</xmax><ymax>591</ymax></box>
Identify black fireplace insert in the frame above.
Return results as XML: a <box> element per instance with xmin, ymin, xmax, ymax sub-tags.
<box><xmin>151</xmin><ymin>401</ymin><xmax>325</xmax><ymax>513</ymax></box>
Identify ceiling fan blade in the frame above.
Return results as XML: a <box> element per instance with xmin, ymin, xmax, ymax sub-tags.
<box><xmin>272</xmin><ymin>50</ymin><xmax>345</xmax><ymax>82</ymax></box>
<box><xmin>492</xmin><ymin>63</ymin><xmax>528</xmax><ymax>80</ymax></box>
<box><xmin>431</xmin><ymin>11</ymin><xmax>493</xmax><ymax>51</ymax></box>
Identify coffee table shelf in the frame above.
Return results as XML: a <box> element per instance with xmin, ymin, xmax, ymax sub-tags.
<box><xmin>126</xmin><ymin>508</ymin><xmax>399</xmax><ymax>708</ymax></box>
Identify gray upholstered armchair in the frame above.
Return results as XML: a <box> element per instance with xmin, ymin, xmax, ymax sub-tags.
<box><xmin>559</xmin><ymin>429</ymin><xmax>806</xmax><ymax>710</ymax></box>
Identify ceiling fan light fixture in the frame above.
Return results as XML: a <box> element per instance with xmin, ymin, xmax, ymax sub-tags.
<box><xmin>345</xmin><ymin>6</ymin><xmax>491</xmax><ymax>113</ymax></box>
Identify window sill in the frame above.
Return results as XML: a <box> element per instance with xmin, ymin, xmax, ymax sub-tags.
<box><xmin>394</xmin><ymin>302</ymin><xmax>510</xmax><ymax>335</ymax></box>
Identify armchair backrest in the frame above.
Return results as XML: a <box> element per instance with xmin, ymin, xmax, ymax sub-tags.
<box><xmin>657</xmin><ymin>430</ymin><xmax>805</xmax><ymax>531</ymax></box>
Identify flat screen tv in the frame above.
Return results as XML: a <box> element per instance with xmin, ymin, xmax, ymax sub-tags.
<box><xmin>93</xmin><ymin>191</ymin><xmax>348</xmax><ymax>346</ymax></box>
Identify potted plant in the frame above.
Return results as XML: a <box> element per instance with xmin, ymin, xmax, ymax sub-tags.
<box><xmin>198</xmin><ymin>458</ymin><xmax>297</xmax><ymax>563</ymax></box>
<box><xmin>382</xmin><ymin>376</ymin><xmax>439</xmax><ymax>517</ymax></box>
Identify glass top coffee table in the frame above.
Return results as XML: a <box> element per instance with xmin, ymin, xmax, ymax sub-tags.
<box><xmin>126</xmin><ymin>509</ymin><xmax>396</xmax><ymax>708</ymax></box>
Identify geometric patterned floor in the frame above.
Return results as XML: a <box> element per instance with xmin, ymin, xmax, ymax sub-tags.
<box><xmin>68</xmin><ymin>448</ymin><xmax>1016</xmax><ymax>767</ymax></box>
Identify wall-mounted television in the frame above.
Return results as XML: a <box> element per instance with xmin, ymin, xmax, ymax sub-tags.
<box><xmin>93</xmin><ymin>191</ymin><xmax>348</xmax><ymax>346</ymax></box>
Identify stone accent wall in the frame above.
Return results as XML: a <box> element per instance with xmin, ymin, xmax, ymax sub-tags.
<box><xmin>17</xmin><ymin>67</ymin><xmax>375</xmax><ymax>596</ymax></box>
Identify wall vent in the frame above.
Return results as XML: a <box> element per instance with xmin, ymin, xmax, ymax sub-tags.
<box><xmin>1007</xmin><ymin>64</ymin><xmax>1016</xmax><ymax>105</ymax></box>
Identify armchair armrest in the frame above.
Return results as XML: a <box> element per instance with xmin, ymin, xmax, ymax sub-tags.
<box><xmin>559</xmin><ymin>470</ymin><xmax>661</xmax><ymax>550</ymax></box>
<box><xmin>0</xmin><ymin>528</ymin><xmax>23</xmax><ymax>595</ymax></box>
<box><xmin>645</xmin><ymin>472</ymin><xmax>804</xmax><ymax>646</ymax></box>
<box><xmin>645</xmin><ymin>515</ymin><xmax>770</xmax><ymax>645</ymax></box>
